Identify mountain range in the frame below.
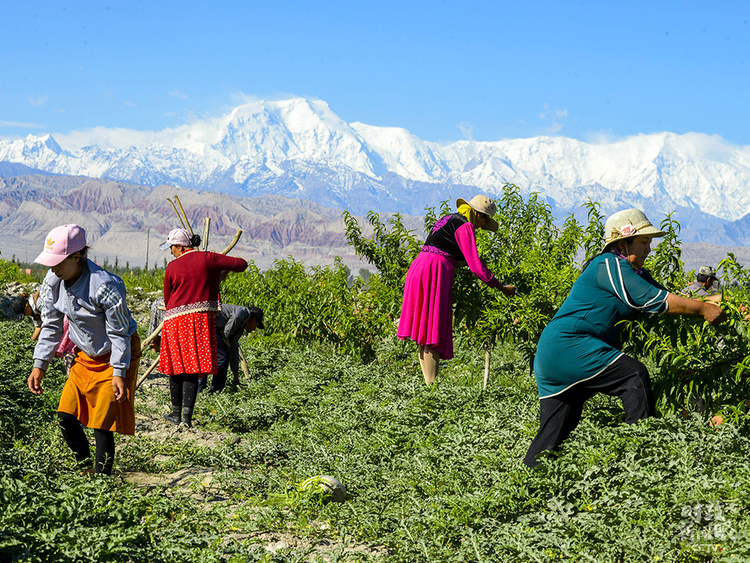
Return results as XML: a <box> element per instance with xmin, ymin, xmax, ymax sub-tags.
<box><xmin>2</xmin><ymin>97</ymin><xmax>750</xmax><ymax>246</ymax></box>
<box><xmin>0</xmin><ymin>174</ymin><xmax>427</xmax><ymax>272</ymax></box>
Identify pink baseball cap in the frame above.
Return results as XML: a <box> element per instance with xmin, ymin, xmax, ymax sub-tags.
<box><xmin>160</xmin><ymin>228</ymin><xmax>192</xmax><ymax>250</ymax></box>
<box><xmin>34</xmin><ymin>224</ymin><xmax>87</xmax><ymax>267</ymax></box>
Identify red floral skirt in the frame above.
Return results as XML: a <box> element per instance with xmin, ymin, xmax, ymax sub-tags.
<box><xmin>159</xmin><ymin>311</ymin><xmax>217</xmax><ymax>377</ymax></box>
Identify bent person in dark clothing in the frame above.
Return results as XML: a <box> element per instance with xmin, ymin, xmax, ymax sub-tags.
<box><xmin>199</xmin><ymin>304</ymin><xmax>264</xmax><ymax>393</ymax></box>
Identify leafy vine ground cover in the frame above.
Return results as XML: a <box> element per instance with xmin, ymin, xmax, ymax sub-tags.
<box><xmin>2</xmin><ymin>316</ymin><xmax>750</xmax><ymax>562</ymax></box>
<box><xmin>4</xmin><ymin>185</ymin><xmax>750</xmax><ymax>561</ymax></box>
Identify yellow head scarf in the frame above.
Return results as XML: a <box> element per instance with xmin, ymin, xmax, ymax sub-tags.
<box><xmin>457</xmin><ymin>203</ymin><xmax>479</xmax><ymax>227</ymax></box>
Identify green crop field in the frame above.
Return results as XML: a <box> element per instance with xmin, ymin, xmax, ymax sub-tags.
<box><xmin>3</xmin><ymin>321</ymin><xmax>750</xmax><ymax>562</ymax></box>
<box><xmin>3</xmin><ymin>186</ymin><xmax>750</xmax><ymax>562</ymax></box>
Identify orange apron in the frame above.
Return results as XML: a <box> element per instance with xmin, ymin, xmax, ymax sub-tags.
<box><xmin>57</xmin><ymin>333</ymin><xmax>141</xmax><ymax>435</ymax></box>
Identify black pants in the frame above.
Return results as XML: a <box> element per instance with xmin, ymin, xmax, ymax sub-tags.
<box><xmin>170</xmin><ymin>373</ymin><xmax>199</xmax><ymax>409</ymax></box>
<box><xmin>197</xmin><ymin>338</ymin><xmax>231</xmax><ymax>393</ymax></box>
<box><xmin>524</xmin><ymin>354</ymin><xmax>655</xmax><ymax>468</ymax></box>
<box><xmin>57</xmin><ymin>412</ymin><xmax>116</xmax><ymax>475</ymax></box>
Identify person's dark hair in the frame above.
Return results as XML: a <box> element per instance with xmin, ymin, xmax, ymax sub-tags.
<box><xmin>11</xmin><ymin>294</ymin><xmax>28</xmax><ymax>316</ymax></box>
<box><xmin>697</xmin><ymin>273</ymin><xmax>714</xmax><ymax>284</ymax></box>
<box><xmin>581</xmin><ymin>244</ymin><xmax>621</xmax><ymax>273</ymax></box>
<box><xmin>581</xmin><ymin>237</ymin><xmax>638</xmax><ymax>273</ymax></box>
<box><xmin>189</xmin><ymin>234</ymin><xmax>201</xmax><ymax>248</ymax></box>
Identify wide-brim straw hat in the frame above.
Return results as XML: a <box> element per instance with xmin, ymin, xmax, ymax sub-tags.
<box><xmin>602</xmin><ymin>208</ymin><xmax>666</xmax><ymax>251</ymax></box>
<box><xmin>456</xmin><ymin>195</ymin><xmax>499</xmax><ymax>232</ymax></box>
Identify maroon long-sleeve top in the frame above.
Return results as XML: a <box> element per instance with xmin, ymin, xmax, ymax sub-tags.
<box><xmin>163</xmin><ymin>249</ymin><xmax>248</xmax><ymax>319</ymax></box>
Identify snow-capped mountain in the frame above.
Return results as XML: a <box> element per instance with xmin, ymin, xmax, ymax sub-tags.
<box><xmin>2</xmin><ymin>97</ymin><xmax>750</xmax><ymax>244</ymax></box>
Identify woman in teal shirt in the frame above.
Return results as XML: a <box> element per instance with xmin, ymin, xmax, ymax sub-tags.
<box><xmin>524</xmin><ymin>209</ymin><xmax>726</xmax><ymax>468</ymax></box>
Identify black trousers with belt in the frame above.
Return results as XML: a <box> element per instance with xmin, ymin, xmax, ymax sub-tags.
<box><xmin>524</xmin><ymin>354</ymin><xmax>655</xmax><ymax>468</ymax></box>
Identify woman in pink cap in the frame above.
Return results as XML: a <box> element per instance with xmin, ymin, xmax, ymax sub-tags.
<box><xmin>159</xmin><ymin>228</ymin><xmax>247</xmax><ymax>427</ymax></box>
<box><xmin>27</xmin><ymin>224</ymin><xmax>140</xmax><ymax>476</ymax></box>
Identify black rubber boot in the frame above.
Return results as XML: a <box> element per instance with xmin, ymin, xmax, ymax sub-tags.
<box><xmin>164</xmin><ymin>375</ymin><xmax>184</xmax><ymax>425</ymax></box>
<box><xmin>181</xmin><ymin>406</ymin><xmax>193</xmax><ymax>428</ymax></box>
<box><xmin>163</xmin><ymin>404</ymin><xmax>181</xmax><ymax>425</ymax></box>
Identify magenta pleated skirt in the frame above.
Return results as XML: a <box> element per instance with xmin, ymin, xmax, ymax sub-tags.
<box><xmin>397</xmin><ymin>252</ymin><xmax>456</xmax><ymax>359</ymax></box>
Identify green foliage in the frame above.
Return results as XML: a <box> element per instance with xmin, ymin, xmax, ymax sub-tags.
<box><xmin>581</xmin><ymin>199</ymin><xmax>606</xmax><ymax>263</ymax></box>
<box><xmin>646</xmin><ymin>212</ymin><xmax>689</xmax><ymax>291</ymax></box>
<box><xmin>625</xmin><ymin>252</ymin><xmax>750</xmax><ymax>419</ymax></box>
<box><xmin>0</xmin><ymin>322</ymin><xmax>64</xmax><ymax>450</ymax></box>
<box><xmin>344</xmin><ymin>184</ymin><xmax>600</xmax><ymax>367</ymax></box>
<box><xmin>6</xmin><ymin>192</ymin><xmax>750</xmax><ymax>560</ymax></box>
<box><xmin>118</xmin><ymin>267</ymin><xmax>165</xmax><ymax>293</ymax></box>
<box><xmin>626</xmin><ymin>299</ymin><xmax>750</xmax><ymax>418</ymax></box>
<box><xmin>718</xmin><ymin>252</ymin><xmax>750</xmax><ymax>288</ymax></box>
<box><xmin>222</xmin><ymin>257</ymin><xmax>394</xmax><ymax>361</ymax></box>
<box><xmin>343</xmin><ymin>211</ymin><xmax>421</xmax><ymax>289</ymax></box>
<box><xmin>0</xmin><ymin>257</ymin><xmax>36</xmax><ymax>287</ymax></box>
<box><xmin>620</xmin><ymin>239</ymin><xmax>750</xmax><ymax>420</ymax></box>
<box><xmin>470</xmin><ymin>185</ymin><xmax>589</xmax><ymax>365</ymax></box>
<box><xmin>3</xmin><ymin>317</ymin><xmax>750</xmax><ymax>561</ymax></box>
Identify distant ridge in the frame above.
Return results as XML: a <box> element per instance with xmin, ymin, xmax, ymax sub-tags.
<box><xmin>0</xmin><ymin>174</ymin><xmax>422</xmax><ymax>271</ymax></box>
<box><xmin>0</xmin><ymin>173</ymin><xmax>744</xmax><ymax>275</ymax></box>
<box><xmin>1</xmin><ymin>97</ymin><xmax>750</xmax><ymax>245</ymax></box>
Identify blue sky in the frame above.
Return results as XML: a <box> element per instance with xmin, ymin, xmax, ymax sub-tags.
<box><xmin>1</xmin><ymin>0</ymin><xmax>749</xmax><ymax>145</ymax></box>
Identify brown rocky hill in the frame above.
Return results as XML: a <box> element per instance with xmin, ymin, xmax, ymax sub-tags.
<box><xmin>0</xmin><ymin>174</ymin><xmax>423</xmax><ymax>271</ymax></box>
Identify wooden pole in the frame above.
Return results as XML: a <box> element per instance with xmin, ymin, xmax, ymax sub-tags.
<box><xmin>174</xmin><ymin>195</ymin><xmax>194</xmax><ymax>235</ymax></box>
<box><xmin>140</xmin><ymin>321</ymin><xmax>164</xmax><ymax>353</ymax></box>
<box><xmin>201</xmin><ymin>217</ymin><xmax>210</xmax><ymax>251</ymax></box>
<box><xmin>238</xmin><ymin>347</ymin><xmax>251</xmax><ymax>381</ymax></box>
<box><xmin>221</xmin><ymin>229</ymin><xmax>243</xmax><ymax>255</ymax></box>
<box><xmin>136</xmin><ymin>356</ymin><xmax>160</xmax><ymax>390</ymax></box>
<box><xmin>483</xmin><ymin>340</ymin><xmax>491</xmax><ymax>389</ymax></box>
<box><xmin>167</xmin><ymin>199</ymin><xmax>186</xmax><ymax>230</ymax></box>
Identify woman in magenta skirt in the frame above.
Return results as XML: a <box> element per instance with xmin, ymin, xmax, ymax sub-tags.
<box><xmin>159</xmin><ymin>228</ymin><xmax>247</xmax><ymax>427</ymax></box>
<box><xmin>398</xmin><ymin>195</ymin><xmax>517</xmax><ymax>384</ymax></box>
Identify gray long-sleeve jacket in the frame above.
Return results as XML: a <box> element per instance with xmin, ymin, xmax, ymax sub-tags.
<box><xmin>33</xmin><ymin>260</ymin><xmax>137</xmax><ymax>378</ymax></box>
<box><xmin>215</xmin><ymin>304</ymin><xmax>253</xmax><ymax>374</ymax></box>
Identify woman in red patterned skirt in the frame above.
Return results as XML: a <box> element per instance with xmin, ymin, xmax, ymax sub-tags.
<box><xmin>159</xmin><ymin>228</ymin><xmax>247</xmax><ymax>427</ymax></box>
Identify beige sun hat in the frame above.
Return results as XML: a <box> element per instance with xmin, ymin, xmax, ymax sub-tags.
<box><xmin>602</xmin><ymin>208</ymin><xmax>666</xmax><ymax>251</ymax></box>
<box><xmin>456</xmin><ymin>195</ymin><xmax>499</xmax><ymax>232</ymax></box>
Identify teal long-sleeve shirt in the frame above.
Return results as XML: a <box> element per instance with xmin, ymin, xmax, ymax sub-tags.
<box><xmin>533</xmin><ymin>252</ymin><xmax>669</xmax><ymax>399</ymax></box>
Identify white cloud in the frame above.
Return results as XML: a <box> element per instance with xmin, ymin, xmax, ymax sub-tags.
<box><xmin>29</xmin><ymin>96</ymin><xmax>48</xmax><ymax>107</ymax></box>
<box><xmin>168</xmin><ymin>90</ymin><xmax>188</xmax><ymax>99</ymax></box>
<box><xmin>538</xmin><ymin>104</ymin><xmax>568</xmax><ymax>134</ymax></box>
<box><xmin>0</xmin><ymin>120</ymin><xmax>45</xmax><ymax>128</ymax></box>
<box><xmin>56</xmin><ymin>126</ymin><xmax>164</xmax><ymax>150</ymax></box>
<box><xmin>458</xmin><ymin>122</ymin><xmax>474</xmax><ymax>141</ymax></box>
<box><xmin>229</xmin><ymin>90</ymin><xmax>305</xmax><ymax>106</ymax></box>
<box><xmin>583</xmin><ymin>130</ymin><xmax>622</xmax><ymax>144</ymax></box>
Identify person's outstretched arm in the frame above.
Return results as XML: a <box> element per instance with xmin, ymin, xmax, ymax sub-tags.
<box><xmin>666</xmin><ymin>293</ymin><xmax>726</xmax><ymax>325</ymax></box>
